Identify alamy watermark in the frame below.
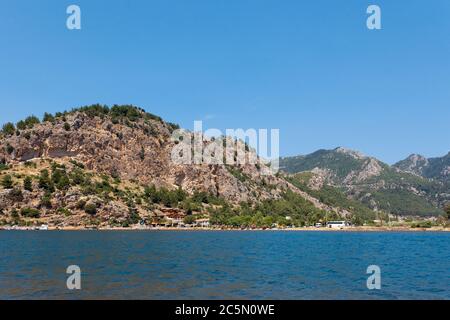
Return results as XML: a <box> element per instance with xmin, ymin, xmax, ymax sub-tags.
<box><xmin>66</xmin><ymin>265</ymin><xmax>81</xmax><ymax>290</ymax></box>
<box><xmin>64</xmin><ymin>4</ymin><xmax>381</xmax><ymax>31</ymax></box>
<box><xmin>170</xmin><ymin>121</ymin><xmax>280</xmax><ymax>174</ymax></box>
<box><xmin>367</xmin><ymin>5</ymin><xmax>381</xmax><ymax>30</ymax></box>
<box><xmin>66</xmin><ymin>5</ymin><xmax>81</xmax><ymax>30</ymax></box>
<box><xmin>366</xmin><ymin>265</ymin><xmax>381</xmax><ymax>290</ymax></box>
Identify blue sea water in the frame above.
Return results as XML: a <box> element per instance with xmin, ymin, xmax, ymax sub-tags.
<box><xmin>0</xmin><ymin>231</ymin><xmax>449</xmax><ymax>300</ymax></box>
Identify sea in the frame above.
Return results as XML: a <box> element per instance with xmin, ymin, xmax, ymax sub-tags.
<box><xmin>0</xmin><ymin>231</ymin><xmax>449</xmax><ymax>300</ymax></box>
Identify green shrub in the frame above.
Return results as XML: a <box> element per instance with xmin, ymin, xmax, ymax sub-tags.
<box><xmin>76</xmin><ymin>200</ymin><xmax>86</xmax><ymax>210</ymax></box>
<box><xmin>64</xmin><ymin>122</ymin><xmax>71</xmax><ymax>131</ymax></box>
<box><xmin>183</xmin><ymin>215</ymin><xmax>196</xmax><ymax>225</ymax></box>
<box><xmin>24</xmin><ymin>116</ymin><xmax>40</xmax><ymax>128</ymax></box>
<box><xmin>110</xmin><ymin>105</ymin><xmax>141</xmax><ymax>122</ymax></box>
<box><xmin>6</xmin><ymin>144</ymin><xmax>14</xmax><ymax>155</ymax></box>
<box><xmin>16</xmin><ymin>120</ymin><xmax>27</xmax><ymax>130</ymax></box>
<box><xmin>11</xmin><ymin>209</ymin><xmax>20</xmax><ymax>221</ymax></box>
<box><xmin>74</xmin><ymin>104</ymin><xmax>109</xmax><ymax>118</ymax></box>
<box><xmin>38</xmin><ymin>169</ymin><xmax>54</xmax><ymax>192</ymax></box>
<box><xmin>0</xmin><ymin>162</ymin><xmax>9</xmax><ymax>171</ymax></box>
<box><xmin>51</xmin><ymin>167</ymin><xmax>70</xmax><ymax>190</ymax></box>
<box><xmin>1</xmin><ymin>175</ymin><xmax>13</xmax><ymax>189</ymax></box>
<box><xmin>192</xmin><ymin>191</ymin><xmax>210</xmax><ymax>204</ymax></box>
<box><xmin>180</xmin><ymin>199</ymin><xmax>201</xmax><ymax>214</ymax></box>
<box><xmin>126</xmin><ymin>205</ymin><xmax>140</xmax><ymax>225</ymax></box>
<box><xmin>57</xmin><ymin>207</ymin><xmax>72</xmax><ymax>216</ymax></box>
<box><xmin>175</xmin><ymin>187</ymin><xmax>187</xmax><ymax>202</ymax></box>
<box><xmin>69</xmin><ymin>159</ymin><xmax>85</xmax><ymax>169</ymax></box>
<box><xmin>40</xmin><ymin>192</ymin><xmax>52</xmax><ymax>209</ymax></box>
<box><xmin>161</xmin><ymin>189</ymin><xmax>179</xmax><ymax>208</ymax></box>
<box><xmin>70</xmin><ymin>168</ymin><xmax>85</xmax><ymax>185</ymax></box>
<box><xmin>84</xmin><ymin>203</ymin><xmax>97</xmax><ymax>215</ymax></box>
<box><xmin>226</xmin><ymin>166</ymin><xmax>249</xmax><ymax>183</ymax></box>
<box><xmin>144</xmin><ymin>185</ymin><xmax>160</xmax><ymax>203</ymax></box>
<box><xmin>167</xmin><ymin>122</ymin><xmax>180</xmax><ymax>133</ymax></box>
<box><xmin>23</xmin><ymin>176</ymin><xmax>33</xmax><ymax>191</ymax></box>
<box><xmin>20</xmin><ymin>208</ymin><xmax>41</xmax><ymax>218</ymax></box>
<box><xmin>57</xmin><ymin>175</ymin><xmax>70</xmax><ymax>190</ymax></box>
<box><xmin>411</xmin><ymin>221</ymin><xmax>433</xmax><ymax>228</ymax></box>
<box><xmin>43</xmin><ymin>112</ymin><xmax>55</xmax><ymax>123</ymax></box>
<box><xmin>24</xmin><ymin>161</ymin><xmax>36</xmax><ymax>168</ymax></box>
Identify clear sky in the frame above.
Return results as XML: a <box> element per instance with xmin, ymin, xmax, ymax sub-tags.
<box><xmin>0</xmin><ymin>0</ymin><xmax>449</xmax><ymax>164</ymax></box>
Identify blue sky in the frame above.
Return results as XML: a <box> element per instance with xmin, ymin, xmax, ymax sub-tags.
<box><xmin>0</xmin><ymin>0</ymin><xmax>449</xmax><ymax>164</ymax></box>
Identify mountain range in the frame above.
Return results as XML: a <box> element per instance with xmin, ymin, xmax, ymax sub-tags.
<box><xmin>280</xmin><ymin>148</ymin><xmax>450</xmax><ymax>217</ymax></box>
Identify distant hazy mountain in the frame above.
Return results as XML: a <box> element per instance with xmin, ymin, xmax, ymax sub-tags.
<box><xmin>280</xmin><ymin>148</ymin><xmax>449</xmax><ymax>217</ymax></box>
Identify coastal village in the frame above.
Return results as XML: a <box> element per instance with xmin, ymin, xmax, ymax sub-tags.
<box><xmin>2</xmin><ymin>217</ymin><xmax>447</xmax><ymax>232</ymax></box>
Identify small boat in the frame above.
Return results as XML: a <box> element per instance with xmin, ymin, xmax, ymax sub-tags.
<box><xmin>38</xmin><ymin>224</ymin><xmax>49</xmax><ymax>231</ymax></box>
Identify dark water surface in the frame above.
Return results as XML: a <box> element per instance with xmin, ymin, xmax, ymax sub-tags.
<box><xmin>0</xmin><ymin>231</ymin><xmax>449</xmax><ymax>299</ymax></box>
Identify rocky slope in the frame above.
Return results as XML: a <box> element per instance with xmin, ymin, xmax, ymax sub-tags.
<box><xmin>0</xmin><ymin>105</ymin><xmax>282</xmax><ymax>203</ymax></box>
<box><xmin>280</xmin><ymin>148</ymin><xmax>449</xmax><ymax>217</ymax></box>
<box><xmin>394</xmin><ymin>152</ymin><xmax>450</xmax><ymax>183</ymax></box>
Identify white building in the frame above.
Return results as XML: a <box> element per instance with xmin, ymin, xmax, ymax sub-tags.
<box><xmin>196</xmin><ymin>219</ymin><xmax>210</xmax><ymax>228</ymax></box>
<box><xmin>326</xmin><ymin>221</ymin><xmax>350</xmax><ymax>229</ymax></box>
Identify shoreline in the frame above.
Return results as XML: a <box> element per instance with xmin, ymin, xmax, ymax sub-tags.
<box><xmin>1</xmin><ymin>226</ymin><xmax>449</xmax><ymax>232</ymax></box>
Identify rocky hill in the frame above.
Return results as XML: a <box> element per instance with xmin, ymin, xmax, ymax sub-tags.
<box><xmin>0</xmin><ymin>105</ymin><xmax>364</xmax><ymax>229</ymax></box>
<box><xmin>0</xmin><ymin>105</ymin><xmax>282</xmax><ymax>203</ymax></box>
<box><xmin>280</xmin><ymin>148</ymin><xmax>449</xmax><ymax>217</ymax></box>
<box><xmin>394</xmin><ymin>153</ymin><xmax>450</xmax><ymax>183</ymax></box>
<box><xmin>280</xmin><ymin>147</ymin><xmax>384</xmax><ymax>185</ymax></box>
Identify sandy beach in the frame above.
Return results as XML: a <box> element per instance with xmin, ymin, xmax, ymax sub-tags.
<box><xmin>2</xmin><ymin>225</ymin><xmax>449</xmax><ymax>232</ymax></box>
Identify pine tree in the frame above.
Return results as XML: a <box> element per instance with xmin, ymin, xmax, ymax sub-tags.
<box><xmin>2</xmin><ymin>122</ymin><xmax>15</xmax><ymax>136</ymax></box>
<box><xmin>43</xmin><ymin>112</ymin><xmax>55</xmax><ymax>123</ymax></box>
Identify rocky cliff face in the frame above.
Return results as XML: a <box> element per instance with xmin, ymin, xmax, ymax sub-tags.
<box><xmin>0</xmin><ymin>108</ymin><xmax>284</xmax><ymax>203</ymax></box>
